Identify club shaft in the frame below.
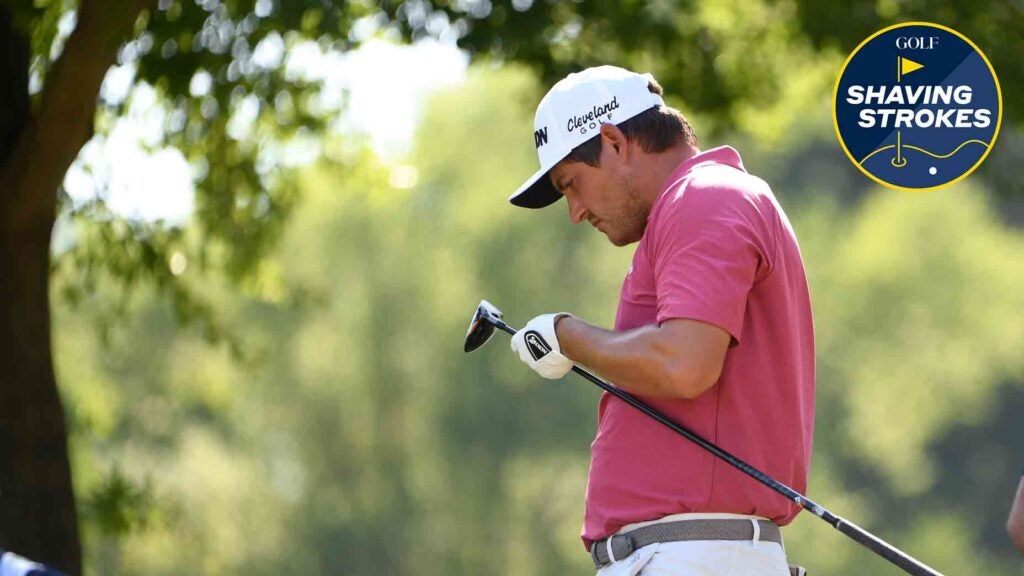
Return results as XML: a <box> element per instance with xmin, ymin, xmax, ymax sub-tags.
<box><xmin>493</xmin><ymin>320</ymin><xmax>943</xmax><ymax>576</ymax></box>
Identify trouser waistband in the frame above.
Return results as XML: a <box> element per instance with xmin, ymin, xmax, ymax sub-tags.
<box><xmin>591</xmin><ymin>518</ymin><xmax>783</xmax><ymax>569</ymax></box>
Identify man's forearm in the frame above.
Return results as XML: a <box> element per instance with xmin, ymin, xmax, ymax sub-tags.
<box><xmin>555</xmin><ymin>316</ymin><xmax>714</xmax><ymax>399</ymax></box>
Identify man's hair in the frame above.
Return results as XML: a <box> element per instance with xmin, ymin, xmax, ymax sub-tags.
<box><xmin>565</xmin><ymin>79</ymin><xmax>698</xmax><ymax>167</ymax></box>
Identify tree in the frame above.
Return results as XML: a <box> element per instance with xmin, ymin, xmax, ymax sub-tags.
<box><xmin>1</xmin><ymin>2</ymin><xmax>154</xmax><ymax>572</ymax></box>
<box><xmin>2</xmin><ymin>0</ymin><xmax>381</xmax><ymax>570</ymax></box>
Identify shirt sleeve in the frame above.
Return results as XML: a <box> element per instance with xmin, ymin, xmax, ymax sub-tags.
<box><xmin>651</xmin><ymin>181</ymin><xmax>768</xmax><ymax>343</ymax></box>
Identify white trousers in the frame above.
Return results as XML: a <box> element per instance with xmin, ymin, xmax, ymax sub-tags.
<box><xmin>594</xmin><ymin>513</ymin><xmax>791</xmax><ymax>576</ymax></box>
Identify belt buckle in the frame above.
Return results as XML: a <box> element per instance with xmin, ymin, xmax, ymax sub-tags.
<box><xmin>614</xmin><ymin>533</ymin><xmax>636</xmax><ymax>560</ymax></box>
<box><xmin>593</xmin><ymin>532</ymin><xmax>639</xmax><ymax>569</ymax></box>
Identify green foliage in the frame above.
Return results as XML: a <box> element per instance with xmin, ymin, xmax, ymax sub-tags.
<box><xmin>782</xmin><ymin>189</ymin><xmax>1024</xmax><ymax>576</ymax></box>
<box><xmin>380</xmin><ymin>0</ymin><xmax>841</xmax><ymax>138</ymax></box>
<box><xmin>83</xmin><ymin>468</ymin><xmax>163</xmax><ymax>536</ymax></box>
<box><xmin>793</xmin><ymin>0</ymin><xmax>1022</xmax><ymax>127</ymax></box>
<box><xmin>14</xmin><ymin>0</ymin><xmax>1013</xmax><ymax>355</ymax></box>
<box><xmin>815</xmin><ymin>188</ymin><xmax>1024</xmax><ymax>493</ymax></box>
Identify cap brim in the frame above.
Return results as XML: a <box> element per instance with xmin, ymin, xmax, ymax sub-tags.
<box><xmin>508</xmin><ymin>167</ymin><xmax>562</xmax><ymax>209</ymax></box>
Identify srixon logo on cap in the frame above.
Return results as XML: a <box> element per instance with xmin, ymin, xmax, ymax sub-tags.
<box><xmin>534</xmin><ymin>127</ymin><xmax>549</xmax><ymax>148</ymax></box>
<box><xmin>524</xmin><ymin>330</ymin><xmax>552</xmax><ymax>360</ymax></box>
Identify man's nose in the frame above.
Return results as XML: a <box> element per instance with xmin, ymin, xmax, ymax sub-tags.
<box><xmin>566</xmin><ymin>195</ymin><xmax>587</xmax><ymax>225</ymax></box>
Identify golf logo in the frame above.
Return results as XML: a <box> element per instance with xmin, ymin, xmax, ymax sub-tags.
<box><xmin>523</xmin><ymin>331</ymin><xmax>552</xmax><ymax>361</ymax></box>
<box><xmin>567</xmin><ymin>96</ymin><xmax>619</xmax><ymax>136</ymax></box>
<box><xmin>833</xmin><ymin>22</ymin><xmax>1001</xmax><ymax>191</ymax></box>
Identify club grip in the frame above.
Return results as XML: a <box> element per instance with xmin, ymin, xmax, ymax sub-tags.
<box><xmin>834</xmin><ymin>517</ymin><xmax>944</xmax><ymax>576</ymax></box>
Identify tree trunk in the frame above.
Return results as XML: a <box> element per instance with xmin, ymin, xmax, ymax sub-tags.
<box><xmin>0</xmin><ymin>1</ymin><xmax>151</xmax><ymax>573</ymax></box>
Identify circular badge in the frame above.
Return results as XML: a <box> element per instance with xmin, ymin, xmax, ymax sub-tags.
<box><xmin>833</xmin><ymin>22</ymin><xmax>1001</xmax><ymax>191</ymax></box>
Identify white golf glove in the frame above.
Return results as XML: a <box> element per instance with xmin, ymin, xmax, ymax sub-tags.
<box><xmin>511</xmin><ymin>313</ymin><xmax>574</xmax><ymax>379</ymax></box>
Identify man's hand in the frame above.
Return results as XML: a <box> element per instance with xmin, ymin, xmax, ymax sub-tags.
<box><xmin>511</xmin><ymin>313</ymin><xmax>574</xmax><ymax>379</ymax></box>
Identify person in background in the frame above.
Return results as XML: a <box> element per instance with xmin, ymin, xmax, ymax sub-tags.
<box><xmin>1009</xmin><ymin>473</ymin><xmax>1024</xmax><ymax>554</ymax></box>
<box><xmin>0</xmin><ymin>549</ymin><xmax>67</xmax><ymax>576</ymax></box>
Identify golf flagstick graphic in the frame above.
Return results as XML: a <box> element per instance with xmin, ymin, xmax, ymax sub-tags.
<box><xmin>853</xmin><ymin>50</ymin><xmax>994</xmax><ymax>175</ymax></box>
<box><xmin>465</xmin><ymin>300</ymin><xmax>947</xmax><ymax>576</ymax></box>
<box><xmin>892</xmin><ymin>55</ymin><xmax>925</xmax><ymax>167</ymax></box>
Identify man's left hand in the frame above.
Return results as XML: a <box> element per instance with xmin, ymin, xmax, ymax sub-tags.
<box><xmin>511</xmin><ymin>313</ymin><xmax>574</xmax><ymax>379</ymax></box>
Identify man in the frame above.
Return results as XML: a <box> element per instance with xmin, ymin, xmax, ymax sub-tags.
<box><xmin>507</xmin><ymin>66</ymin><xmax>815</xmax><ymax>576</ymax></box>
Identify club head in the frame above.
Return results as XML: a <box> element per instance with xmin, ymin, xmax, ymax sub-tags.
<box><xmin>464</xmin><ymin>300</ymin><xmax>504</xmax><ymax>353</ymax></box>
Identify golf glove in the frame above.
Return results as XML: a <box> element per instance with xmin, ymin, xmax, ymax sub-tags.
<box><xmin>511</xmin><ymin>313</ymin><xmax>574</xmax><ymax>379</ymax></box>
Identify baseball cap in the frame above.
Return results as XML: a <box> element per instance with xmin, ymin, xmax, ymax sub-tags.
<box><xmin>509</xmin><ymin>65</ymin><xmax>665</xmax><ymax>209</ymax></box>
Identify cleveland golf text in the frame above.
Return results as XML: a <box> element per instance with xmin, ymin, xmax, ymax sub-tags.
<box><xmin>567</xmin><ymin>97</ymin><xmax>619</xmax><ymax>133</ymax></box>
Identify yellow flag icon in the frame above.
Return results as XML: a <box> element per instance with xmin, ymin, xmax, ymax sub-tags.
<box><xmin>898</xmin><ymin>57</ymin><xmax>924</xmax><ymax>81</ymax></box>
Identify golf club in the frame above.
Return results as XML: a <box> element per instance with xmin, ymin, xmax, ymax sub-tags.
<box><xmin>464</xmin><ymin>299</ymin><xmax>944</xmax><ymax>576</ymax></box>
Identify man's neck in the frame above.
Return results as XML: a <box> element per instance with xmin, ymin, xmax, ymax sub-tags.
<box><xmin>636</xmin><ymin>144</ymin><xmax>700</xmax><ymax>207</ymax></box>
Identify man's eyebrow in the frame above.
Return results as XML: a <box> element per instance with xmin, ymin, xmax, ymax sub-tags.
<box><xmin>554</xmin><ymin>175</ymin><xmax>569</xmax><ymax>192</ymax></box>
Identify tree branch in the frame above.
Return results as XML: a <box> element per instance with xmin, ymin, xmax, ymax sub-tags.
<box><xmin>0</xmin><ymin>0</ymin><xmax>156</xmax><ymax>237</ymax></box>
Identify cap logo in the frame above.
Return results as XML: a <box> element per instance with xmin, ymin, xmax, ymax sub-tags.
<box><xmin>567</xmin><ymin>96</ymin><xmax>620</xmax><ymax>135</ymax></box>
<box><xmin>534</xmin><ymin>127</ymin><xmax>549</xmax><ymax>148</ymax></box>
<box><xmin>524</xmin><ymin>330</ymin><xmax>552</xmax><ymax>361</ymax></box>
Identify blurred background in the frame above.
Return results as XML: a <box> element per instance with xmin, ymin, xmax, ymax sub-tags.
<box><xmin>0</xmin><ymin>1</ymin><xmax>1022</xmax><ymax>575</ymax></box>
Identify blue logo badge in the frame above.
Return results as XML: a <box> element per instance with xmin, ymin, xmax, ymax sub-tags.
<box><xmin>833</xmin><ymin>22</ymin><xmax>1001</xmax><ymax>191</ymax></box>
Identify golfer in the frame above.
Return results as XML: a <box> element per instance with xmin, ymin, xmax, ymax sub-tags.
<box><xmin>508</xmin><ymin>66</ymin><xmax>815</xmax><ymax>576</ymax></box>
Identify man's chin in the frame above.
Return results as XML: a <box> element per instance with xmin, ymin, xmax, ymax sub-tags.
<box><xmin>605</xmin><ymin>231</ymin><xmax>640</xmax><ymax>247</ymax></box>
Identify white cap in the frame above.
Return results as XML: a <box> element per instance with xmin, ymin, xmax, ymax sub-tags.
<box><xmin>509</xmin><ymin>65</ymin><xmax>665</xmax><ymax>209</ymax></box>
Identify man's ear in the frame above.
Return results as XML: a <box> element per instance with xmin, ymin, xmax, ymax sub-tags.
<box><xmin>599</xmin><ymin>123</ymin><xmax>629</xmax><ymax>159</ymax></box>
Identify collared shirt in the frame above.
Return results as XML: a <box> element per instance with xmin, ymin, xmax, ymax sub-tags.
<box><xmin>582</xmin><ymin>146</ymin><xmax>816</xmax><ymax>547</ymax></box>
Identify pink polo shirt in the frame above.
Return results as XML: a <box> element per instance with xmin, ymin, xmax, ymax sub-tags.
<box><xmin>582</xmin><ymin>146</ymin><xmax>815</xmax><ymax>547</ymax></box>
